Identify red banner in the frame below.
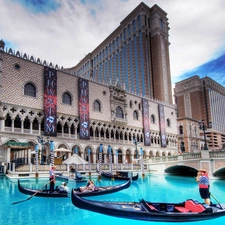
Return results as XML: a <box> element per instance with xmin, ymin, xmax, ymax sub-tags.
<box><xmin>44</xmin><ymin>67</ymin><xmax>57</xmax><ymax>136</ymax></box>
<box><xmin>78</xmin><ymin>78</ymin><xmax>90</xmax><ymax>140</ymax></box>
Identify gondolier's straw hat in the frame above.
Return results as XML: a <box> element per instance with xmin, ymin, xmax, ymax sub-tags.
<box><xmin>198</xmin><ymin>169</ymin><xmax>207</xmax><ymax>173</ymax></box>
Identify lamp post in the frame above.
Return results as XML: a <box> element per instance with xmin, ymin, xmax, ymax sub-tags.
<box><xmin>35</xmin><ymin>144</ymin><xmax>39</xmax><ymax>178</ymax></box>
<box><xmin>37</xmin><ymin>132</ymin><xmax>49</xmax><ymax>164</ymax></box>
<box><xmin>133</xmin><ymin>137</ymin><xmax>138</xmax><ymax>159</ymax></box>
<box><xmin>88</xmin><ymin>148</ymin><xmax>91</xmax><ymax>176</ymax></box>
<box><xmin>115</xmin><ymin>149</ymin><xmax>118</xmax><ymax>175</ymax></box>
<box><xmin>199</xmin><ymin>120</ymin><xmax>208</xmax><ymax>150</ymax></box>
<box><xmin>108</xmin><ymin>145</ymin><xmax>114</xmax><ymax>180</ymax></box>
<box><xmin>140</xmin><ymin>148</ymin><xmax>145</xmax><ymax>178</ymax></box>
<box><xmin>98</xmin><ymin>144</ymin><xmax>103</xmax><ymax>180</ymax></box>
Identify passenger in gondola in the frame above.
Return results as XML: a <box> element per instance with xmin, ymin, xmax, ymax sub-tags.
<box><xmin>70</xmin><ymin>166</ymin><xmax>75</xmax><ymax>172</ymax></box>
<box><xmin>76</xmin><ymin>180</ymin><xmax>97</xmax><ymax>192</ymax></box>
<box><xmin>59</xmin><ymin>182</ymin><xmax>69</xmax><ymax>193</ymax></box>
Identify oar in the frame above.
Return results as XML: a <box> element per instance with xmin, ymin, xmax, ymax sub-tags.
<box><xmin>12</xmin><ymin>179</ymin><xmax>53</xmax><ymax>205</ymax></box>
<box><xmin>55</xmin><ymin>171</ymin><xmax>64</xmax><ymax>179</ymax></box>
<box><xmin>210</xmin><ymin>192</ymin><xmax>223</xmax><ymax>209</ymax></box>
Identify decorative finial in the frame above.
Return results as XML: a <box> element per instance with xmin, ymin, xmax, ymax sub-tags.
<box><xmin>0</xmin><ymin>39</ymin><xmax>5</xmax><ymax>51</ymax></box>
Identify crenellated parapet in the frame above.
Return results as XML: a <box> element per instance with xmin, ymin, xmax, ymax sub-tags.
<box><xmin>1</xmin><ymin>40</ymin><xmax>77</xmax><ymax>76</ymax></box>
<box><xmin>6</xmin><ymin>47</ymin><xmax>64</xmax><ymax>71</ymax></box>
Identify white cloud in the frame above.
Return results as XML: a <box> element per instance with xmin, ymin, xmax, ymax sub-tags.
<box><xmin>0</xmin><ymin>0</ymin><xmax>225</xmax><ymax>83</ymax></box>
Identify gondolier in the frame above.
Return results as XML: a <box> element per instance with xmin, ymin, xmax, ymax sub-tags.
<box><xmin>196</xmin><ymin>168</ymin><xmax>210</xmax><ymax>205</ymax></box>
<box><xmin>49</xmin><ymin>165</ymin><xmax>56</xmax><ymax>192</ymax></box>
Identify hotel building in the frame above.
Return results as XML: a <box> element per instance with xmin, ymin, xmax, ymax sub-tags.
<box><xmin>0</xmin><ymin>2</ymin><xmax>178</xmax><ymax>175</ymax></box>
<box><xmin>174</xmin><ymin>75</ymin><xmax>225</xmax><ymax>152</ymax></box>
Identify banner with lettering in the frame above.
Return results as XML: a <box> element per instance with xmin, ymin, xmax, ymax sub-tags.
<box><xmin>78</xmin><ymin>78</ymin><xmax>90</xmax><ymax>140</ymax></box>
<box><xmin>158</xmin><ymin>104</ymin><xmax>167</xmax><ymax>147</ymax></box>
<box><xmin>142</xmin><ymin>99</ymin><xmax>151</xmax><ymax>146</ymax></box>
<box><xmin>44</xmin><ymin>67</ymin><xmax>57</xmax><ymax>136</ymax></box>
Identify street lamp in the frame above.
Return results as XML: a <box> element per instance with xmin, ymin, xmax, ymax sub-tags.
<box><xmin>133</xmin><ymin>137</ymin><xmax>139</xmax><ymax>159</ymax></box>
<box><xmin>199</xmin><ymin>120</ymin><xmax>208</xmax><ymax>150</ymax></box>
<box><xmin>37</xmin><ymin>132</ymin><xmax>49</xmax><ymax>164</ymax></box>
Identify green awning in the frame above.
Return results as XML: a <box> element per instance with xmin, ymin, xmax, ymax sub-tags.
<box><xmin>3</xmin><ymin>141</ymin><xmax>31</xmax><ymax>149</ymax></box>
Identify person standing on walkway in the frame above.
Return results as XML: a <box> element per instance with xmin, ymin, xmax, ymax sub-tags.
<box><xmin>196</xmin><ymin>168</ymin><xmax>210</xmax><ymax>205</ymax></box>
<box><xmin>49</xmin><ymin>165</ymin><xmax>56</xmax><ymax>192</ymax></box>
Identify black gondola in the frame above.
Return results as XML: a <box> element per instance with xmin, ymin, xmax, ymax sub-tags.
<box><xmin>99</xmin><ymin>171</ymin><xmax>138</xmax><ymax>181</ymax></box>
<box><xmin>73</xmin><ymin>179</ymin><xmax>131</xmax><ymax>197</ymax></box>
<box><xmin>55</xmin><ymin>173</ymin><xmax>87</xmax><ymax>183</ymax></box>
<box><xmin>71</xmin><ymin>193</ymin><xmax>225</xmax><ymax>222</ymax></box>
<box><xmin>18</xmin><ymin>180</ymin><xmax>68</xmax><ymax>198</ymax></box>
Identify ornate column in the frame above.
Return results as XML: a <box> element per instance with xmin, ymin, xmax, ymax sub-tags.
<box><xmin>6</xmin><ymin>147</ymin><xmax>10</xmax><ymax>163</ymax></box>
<box><xmin>74</xmin><ymin>124</ymin><xmax>78</xmax><ymax>139</ymax></box>
<box><xmin>122</xmin><ymin>153</ymin><xmax>126</xmax><ymax>164</ymax></box>
<box><xmin>68</xmin><ymin>124</ymin><xmax>71</xmax><ymax>138</ymax></box>
<box><xmin>11</xmin><ymin>118</ymin><xmax>15</xmax><ymax>133</ymax></box>
<box><xmin>29</xmin><ymin>119</ymin><xmax>34</xmax><ymax>134</ymax></box>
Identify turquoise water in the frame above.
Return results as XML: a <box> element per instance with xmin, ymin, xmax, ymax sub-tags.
<box><xmin>1</xmin><ymin>174</ymin><xmax>225</xmax><ymax>225</ymax></box>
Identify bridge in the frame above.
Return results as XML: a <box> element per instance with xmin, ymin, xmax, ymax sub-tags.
<box><xmin>145</xmin><ymin>150</ymin><xmax>225</xmax><ymax>178</ymax></box>
<box><xmin>4</xmin><ymin>150</ymin><xmax>225</xmax><ymax>179</ymax></box>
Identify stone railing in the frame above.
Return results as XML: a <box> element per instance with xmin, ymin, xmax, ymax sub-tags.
<box><xmin>209</xmin><ymin>150</ymin><xmax>225</xmax><ymax>158</ymax></box>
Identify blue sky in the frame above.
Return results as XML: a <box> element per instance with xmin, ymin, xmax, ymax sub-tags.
<box><xmin>1</xmin><ymin>0</ymin><xmax>225</xmax><ymax>87</ymax></box>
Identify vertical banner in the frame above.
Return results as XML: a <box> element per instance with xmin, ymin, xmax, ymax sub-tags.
<box><xmin>35</xmin><ymin>144</ymin><xmax>39</xmax><ymax>174</ymax></box>
<box><xmin>158</xmin><ymin>104</ymin><xmax>167</xmax><ymax>147</ymax></box>
<box><xmin>115</xmin><ymin>149</ymin><xmax>118</xmax><ymax>172</ymax></box>
<box><xmin>142</xmin><ymin>99</ymin><xmax>151</xmax><ymax>146</ymax></box>
<box><xmin>99</xmin><ymin>144</ymin><xmax>103</xmax><ymax>174</ymax></box>
<box><xmin>44</xmin><ymin>67</ymin><xmax>57</xmax><ymax>136</ymax></box>
<box><xmin>108</xmin><ymin>145</ymin><xmax>113</xmax><ymax>174</ymax></box>
<box><xmin>88</xmin><ymin>148</ymin><xmax>91</xmax><ymax>173</ymax></box>
<box><xmin>78</xmin><ymin>78</ymin><xmax>90</xmax><ymax>140</ymax></box>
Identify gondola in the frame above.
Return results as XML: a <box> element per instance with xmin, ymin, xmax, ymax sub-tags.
<box><xmin>55</xmin><ymin>173</ymin><xmax>87</xmax><ymax>183</ymax></box>
<box><xmin>71</xmin><ymin>193</ymin><xmax>225</xmax><ymax>222</ymax></box>
<box><xmin>99</xmin><ymin>171</ymin><xmax>138</xmax><ymax>181</ymax></box>
<box><xmin>18</xmin><ymin>180</ymin><xmax>69</xmax><ymax>198</ymax></box>
<box><xmin>73</xmin><ymin>179</ymin><xmax>131</xmax><ymax>197</ymax></box>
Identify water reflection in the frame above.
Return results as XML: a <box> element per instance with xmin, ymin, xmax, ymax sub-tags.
<box><xmin>1</xmin><ymin>174</ymin><xmax>225</xmax><ymax>225</ymax></box>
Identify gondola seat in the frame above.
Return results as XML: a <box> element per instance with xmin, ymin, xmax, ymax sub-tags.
<box><xmin>175</xmin><ymin>200</ymin><xmax>205</xmax><ymax>213</ymax></box>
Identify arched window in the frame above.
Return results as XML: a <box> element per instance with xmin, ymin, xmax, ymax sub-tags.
<box><xmin>123</xmin><ymin>28</ymin><xmax>126</xmax><ymax>40</ymax></box>
<box><xmin>138</xmin><ymin>103</ymin><xmax>141</xmax><ymax>110</ymax></box>
<box><xmin>116</xmin><ymin>37</ymin><xmax>119</xmax><ymax>47</ymax></box>
<box><xmin>93</xmin><ymin>100</ymin><xmax>101</xmax><ymax>112</ymax></box>
<box><xmin>132</xmin><ymin>19</ymin><xmax>136</xmax><ymax>32</ymax></box>
<box><xmin>24</xmin><ymin>83</ymin><xmax>36</xmax><ymax>97</ymax></box>
<box><xmin>166</xmin><ymin>118</ymin><xmax>171</xmax><ymax>127</ymax></box>
<box><xmin>128</xmin><ymin>24</ymin><xmax>131</xmax><ymax>36</ymax></box>
<box><xmin>62</xmin><ymin>92</ymin><xmax>72</xmax><ymax>105</ymax></box>
<box><xmin>179</xmin><ymin>125</ymin><xmax>183</xmax><ymax>135</ymax></box>
<box><xmin>137</xmin><ymin>15</ymin><xmax>141</xmax><ymax>28</ymax></box>
<box><xmin>133</xmin><ymin>110</ymin><xmax>138</xmax><ymax>120</ymax></box>
<box><xmin>112</xmin><ymin>40</ymin><xmax>115</xmax><ymax>50</ymax></box>
<box><xmin>151</xmin><ymin>114</ymin><xmax>155</xmax><ymax>124</ymax></box>
<box><xmin>116</xmin><ymin>106</ymin><xmax>124</xmax><ymax>118</ymax></box>
<box><xmin>159</xmin><ymin>18</ymin><xmax>163</xmax><ymax>30</ymax></box>
<box><xmin>130</xmin><ymin>100</ymin><xmax>133</xmax><ymax>108</ymax></box>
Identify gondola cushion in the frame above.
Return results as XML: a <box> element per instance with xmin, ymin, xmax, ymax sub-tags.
<box><xmin>175</xmin><ymin>200</ymin><xmax>205</xmax><ymax>213</ymax></box>
<box><xmin>185</xmin><ymin>200</ymin><xmax>205</xmax><ymax>212</ymax></box>
<box><xmin>175</xmin><ymin>206</ymin><xmax>190</xmax><ymax>212</ymax></box>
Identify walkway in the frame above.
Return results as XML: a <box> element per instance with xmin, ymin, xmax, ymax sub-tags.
<box><xmin>5</xmin><ymin>150</ymin><xmax>225</xmax><ymax>179</ymax></box>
